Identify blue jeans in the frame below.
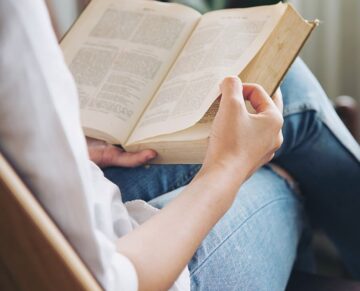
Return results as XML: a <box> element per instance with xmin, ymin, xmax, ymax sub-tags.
<box><xmin>104</xmin><ymin>59</ymin><xmax>360</xmax><ymax>290</ymax></box>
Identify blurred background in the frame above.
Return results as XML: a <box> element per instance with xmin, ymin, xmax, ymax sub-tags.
<box><xmin>292</xmin><ymin>0</ymin><xmax>360</xmax><ymax>102</ymax></box>
<box><xmin>49</xmin><ymin>0</ymin><xmax>360</xmax><ymax>102</ymax></box>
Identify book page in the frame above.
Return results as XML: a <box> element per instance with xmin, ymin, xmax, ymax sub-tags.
<box><xmin>132</xmin><ymin>122</ymin><xmax>211</xmax><ymax>144</ymax></box>
<box><xmin>61</xmin><ymin>0</ymin><xmax>201</xmax><ymax>144</ymax></box>
<box><xmin>127</xmin><ymin>3</ymin><xmax>286</xmax><ymax>145</ymax></box>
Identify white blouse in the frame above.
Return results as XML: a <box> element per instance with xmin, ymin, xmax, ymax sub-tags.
<box><xmin>0</xmin><ymin>0</ymin><xmax>189</xmax><ymax>290</ymax></box>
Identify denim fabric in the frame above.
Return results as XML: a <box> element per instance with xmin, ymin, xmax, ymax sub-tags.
<box><xmin>149</xmin><ymin>166</ymin><xmax>305</xmax><ymax>291</ymax></box>
<box><xmin>104</xmin><ymin>58</ymin><xmax>360</xmax><ymax>289</ymax></box>
<box><xmin>104</xmin><ymin>163</ymin><xmax>201</xmax><ymax>202</ymax></box>
<box><xmin>274</xmin><ymin>59</ymin><xmax>360</xmax><ymax>279</ymax></box>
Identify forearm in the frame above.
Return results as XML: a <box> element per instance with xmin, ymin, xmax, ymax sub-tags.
<box><xmin>116</xmin><ymin>165</ymin><xmax>245</xmax><ymax>291</ymax></box>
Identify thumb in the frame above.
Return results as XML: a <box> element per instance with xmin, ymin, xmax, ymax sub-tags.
<box><xmin>101</xmin><ymin>145</ymin><xmax>157</xmax><ymax>168</ymax></box>
<box><xmin>111</xmin><ymin>149</ymin><xmax>157</xmax><ymax>168</ymax></box>
<box><xmin>220</xmin><ymin>76</ymin><xmax>245</xmax><ymax>107</ymax></box>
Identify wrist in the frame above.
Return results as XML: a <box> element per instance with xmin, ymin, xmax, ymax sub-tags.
<box><xmin>196</xmin><ymin>159</ymin><xmax>248</xmax><ymax>193</ymax></box>
<box><xmin>203</xmin><ymin>154</ymin><xmax>250</xmax><ymax>178</ymax></box>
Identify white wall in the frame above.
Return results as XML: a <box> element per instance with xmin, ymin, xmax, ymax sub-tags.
<box><xmin>291</xmin><ymin>0</ymin><xmax>360</xmax><ymax>100</ymax></box>
<box><xmin>49</xmin><ymin>0</ymin><xmax>80</xmax><ymax>36</ymax></box>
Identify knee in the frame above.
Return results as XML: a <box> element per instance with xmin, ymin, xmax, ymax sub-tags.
<box><xmin>281</xmin><ymin>58</ymin><xmax>330</xmax><ymax>117</ymax></box>
<box><xmin>280</xmin><ymin>110</ymin><xmax>324</xmax><ymax>152</ymax></box>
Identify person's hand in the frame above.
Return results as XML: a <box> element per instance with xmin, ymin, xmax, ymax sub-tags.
<box><xmin>202</xmin><ymin>77</ymin><xmax>284</xmax><ymax>184</ymax></box>
<box><xmin>86</xmin><ymin>137</ymin><xmax>157</xmax><ymax>168</ymax></box>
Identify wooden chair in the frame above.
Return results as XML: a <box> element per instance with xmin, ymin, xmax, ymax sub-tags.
<box><xmin>0</xmin><ymin>153</ymin><xmax>102</xmax><ymax>291</ymax></box>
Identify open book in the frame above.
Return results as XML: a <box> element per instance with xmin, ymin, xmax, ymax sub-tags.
<box><xmin>61</xmin><ymin>0</ymin><xmax>318</xmax><ymax>164</ymax></box>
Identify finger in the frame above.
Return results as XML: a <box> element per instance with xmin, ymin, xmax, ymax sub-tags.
<box><xmin>272</xmin><ymin>88</ymin><xmax>283</xmax><ymax>113</ymax></box>
<box><xmin>243</xmin><ymin>83</ymin><xmax>276</xmax><ymax>113</ymax></box>
<box><xmin>115</xmin><ymin>150</ymin><xmax>157</xmax><ymax>167</ymax></box>
<box><xmin>103</xmin><ymin>146</ymin><xmax>157</xmax><ymax>168</ymax></box>
<box><xmin>220</xmin><ymin>76</ymin><xmax>245</xmax><ymax>107</ymax></box>
<box><xmin>87</xmin><ymin>137</ymin><xmax>108</xmax><ymax>165</ymax></box>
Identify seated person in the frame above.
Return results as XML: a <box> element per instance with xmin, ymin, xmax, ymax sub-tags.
<box><xmin>1</xmin><ymin>1</ymin><xmax>359</xmax><ymax>291</ymax></box>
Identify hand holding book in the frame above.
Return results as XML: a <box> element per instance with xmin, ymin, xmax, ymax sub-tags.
<box><xmin>86</xmin><ymin>78</ymin><xmax>283</xmax><ymax>171</ymax></box>
<box><xmin>202</xmin><ymin>77</ymin><xmax>284</xmax><ymax>186</ymax></box>
<box><xmin>86</xmin><ymin>137</ymin><xmax>157</xmax><ymax>168</ymax></box>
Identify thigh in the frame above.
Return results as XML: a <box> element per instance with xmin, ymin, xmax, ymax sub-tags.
<box><xmin>280</xmin><ymin>58</ymin><xmax>360</xmax><ymax>161</ymax></box>
<box><xmin>189</xmin><ymin>167</ymin><xmax>304</xmax><ymax>291</ymax></box>
<box><xmin>277</xmin><ymin>58</ymin><xmax>360</xmax><ymax>278</ymax></box>
<box><xmin>275</xmin><ymin>113</ymin><xmax>360</xmax><ymax>278</ymax></box>
<box><xmin>280</xmin><ymin>58</ymin><xmax>325</xmax><ymax>117</ymax></box>
<box><xmin>103</xmin><ymin>164</ymin><xmax>201</xmax><ymax>202</ymax></box>
<box><xmin>150</xmin><ymin>166</ymin><xmax>305</xmax><ymax>291</ymax></box>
